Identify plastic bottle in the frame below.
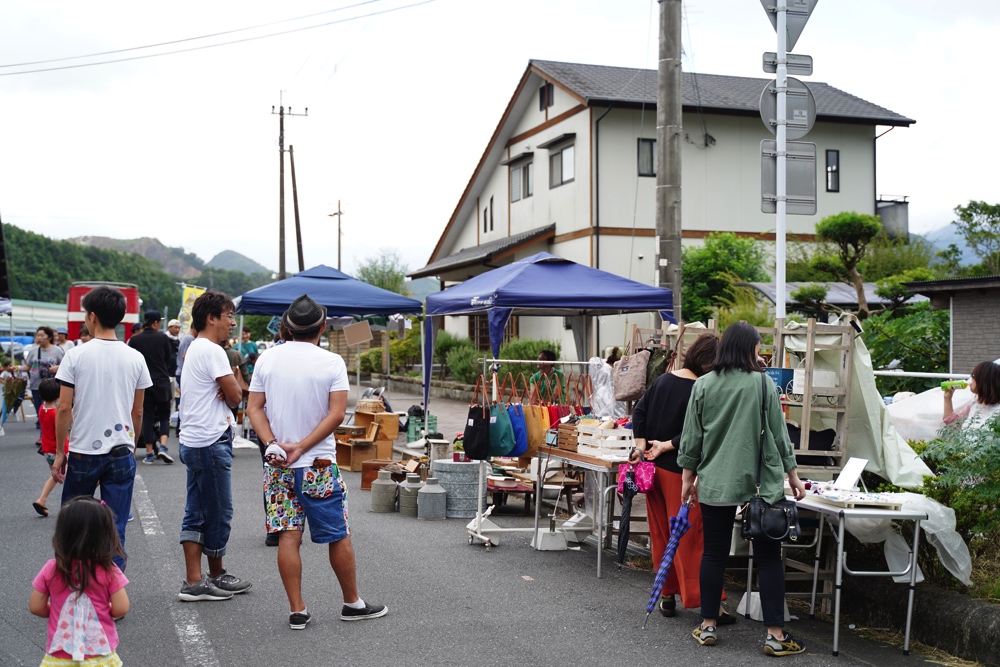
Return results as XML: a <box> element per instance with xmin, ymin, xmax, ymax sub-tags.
<box><xmin>941</xmin><ymin>380</ymin><xmax>968</xmax><ymax>391</ymax></box>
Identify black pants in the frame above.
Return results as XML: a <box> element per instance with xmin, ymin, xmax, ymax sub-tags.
<box><xmin>138</xmin><ymin>383</ymin><xmax>172</xmax><ymax>447</ymax></box>
<box><xmin>700</xmin><ymin>503</ymin><xmax>786</xmax><ymax>627</ymax></box>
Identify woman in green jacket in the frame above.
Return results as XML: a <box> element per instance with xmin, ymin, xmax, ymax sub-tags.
<box><xmin>677</xmin><ymin>321</ymin><xmax>807</xmax><ymax>657</ymax></box>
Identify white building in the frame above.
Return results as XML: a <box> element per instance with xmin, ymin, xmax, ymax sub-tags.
<box><xmin>411</xmin><ymin>60</ymin><xmax>914</xmax><ymax>356</ymax></box>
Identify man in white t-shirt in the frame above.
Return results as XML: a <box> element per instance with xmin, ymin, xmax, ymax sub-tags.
<box><xmin>176</xmin><ymin>290</ymin><xmax>250</xmax><ymax>602</ymax></box>
<box><xmin>248</xmin><ymin>295</ymin><xmax>387</xmax><ymax>630</ymax></box>
<box><xmin>52</xmin><ymin>286</ymin><xmax>152</xmax><ymax>572</ymax></box>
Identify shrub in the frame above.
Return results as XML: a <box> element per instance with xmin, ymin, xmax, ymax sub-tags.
<box><xmin>388</xmin><ymin>319</ymin><xmax>420</xmax><ymax>371</ymax></box>
<box><xmin>446</xmin><ymin>344</ymin><xmax>481</xmax><ymax>385</ymax></box>
<box><xmin>434</xmin><ymin>331</ymin><xmax>472</xmax><ymax>378</ymax></box>
<box><xmin>865</xmin><ymin>302</ymin><xmax>949</xmax><ymax>394</ymax></box>
<box><xmin>496</xmin><ymin>338</ymin><xmax>561</xmax><ymax>383</ymax></box>
<box><xmin>359</xmin><ymin>348</ymin><xmax>384</xmax><ymax>374</ymax></box>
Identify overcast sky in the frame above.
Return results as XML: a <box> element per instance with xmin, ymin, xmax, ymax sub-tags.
<box><xmin>1</xmin><ymin>0</ymin><xmax>997</xmax><ymax>277</ymax></box>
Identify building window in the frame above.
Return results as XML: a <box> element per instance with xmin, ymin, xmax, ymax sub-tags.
<box><xmin>826</xmin><ymin>149</ymin><xmax>840</xmax><ymax>192</ymax></box>
<box><xmin>510</xmin><ymin>162</ymin><xmax>533</xmax><ymax>203</ymax></box>
<box><xmin>549</xmin><ymin>144</ymin><xmax>574</xmax><ymax>188</ymax></box>
<box><xmin>638</xmin><ymin>138</ymin><xmax>656</xmax><ymax>177</ymax></box>
<box><xmin>489</xmin><ymin>196</ymin><xmax>494</xmax><ymax>232</ymax></box>
<box><xmin>483</xmin><ymin>207</ymin><xmax>487</xmax><ymax>233</ymax></box>
<box><xmin>538</xmin><ymin>82</ymin><xmax>554</xmax><ymax>111</ymax></box>
<box><xmin>469</xmin><ymin>314</ymin><xmax>518</xmax><ymax>350</ymax></box>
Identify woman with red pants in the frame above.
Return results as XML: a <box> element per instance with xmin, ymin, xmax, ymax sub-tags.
<box><xmin>630</xmin><ymin>333</ymin><xmax>732</xmax><ymax>622</ymax></box>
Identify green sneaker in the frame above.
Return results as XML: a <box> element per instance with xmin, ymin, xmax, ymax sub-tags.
<box><xmin>764</xmin><ymin>632</ymin><xmax>806</xmax><ymax>656</ymax></box>
<box><xmin>692</xmin><ymin>625</ymin><xmax>717</xmax><ymax>646</ymax></box>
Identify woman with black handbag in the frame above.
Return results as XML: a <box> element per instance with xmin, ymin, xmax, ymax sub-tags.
<box><xmin>677</xmin><ymin>321</ymin><xmax>807</xmax><ymax>657</ymax></box>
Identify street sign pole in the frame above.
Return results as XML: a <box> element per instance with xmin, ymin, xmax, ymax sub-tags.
<box><xmin>775</xmin><ymin>5</ymin><xmax>788</xmax><ymax>319</ymax></box>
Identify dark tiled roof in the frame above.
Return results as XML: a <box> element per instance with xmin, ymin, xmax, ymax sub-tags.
<box><xmin>409</xmin><ymin>224</ymin><xmax>555</xmax><ymax>279</ymax></box>
<box><xmin>904</xmin><ymin>275</ymin><xmax>1000</xmax><ymax>292</ymax></box>
<box><xmin>742</xmin><ymin>282</ymin><xmax>926</xmax><ymax>307</ymax></box>
<box><xmin>531</xmin><ymin>60</ymin><xmax>914</xmax><ymax>126</ymax></box>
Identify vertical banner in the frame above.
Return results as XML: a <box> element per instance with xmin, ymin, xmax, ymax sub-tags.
<box><xmin>178</xmin><ymin>285</ymin><xmax>207</xmax><ymax>332</ymax></box>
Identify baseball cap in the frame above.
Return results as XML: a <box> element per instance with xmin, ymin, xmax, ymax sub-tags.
<box><xmin>56</xmin><ymin>326</ymin><xmax>68</xmax><ymax>334</ymax></box>
<box><xmin>167</xmin><ymin>319</ymin><xmax>181</xmax><ymax>328</ymax></box>
<box><xmin>144</xmin><ymin>310</ymin><xmax>162</xmax><ymax>324</ymax></box>
<box><xmin>132</xmin><ymin>322</ymin><xmax>144</xmax><ymax>333</ymax></box>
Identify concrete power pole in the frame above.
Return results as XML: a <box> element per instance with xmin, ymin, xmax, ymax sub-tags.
<box><xmin>328</xmin><ymin>200</ymin><xmax>343</xmax><ymax>271</ymax></box>
<box><xmin>656</xmin><ymin>0</ymin><xmax>683</xmax><ymax>322</ymax></box>
<box><xmin>289</xmin><ymin>145</ymin><xmax>304</xmax><ymax>273</ymax></box>
<box><xmin>271</xmin><ymin>102</ymin><xmax>308</xmax><ymax>279</ymax></box>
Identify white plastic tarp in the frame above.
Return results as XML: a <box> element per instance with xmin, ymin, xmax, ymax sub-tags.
<box><xmin>782</xmin><ymin>321</ymin><xmax>933</xmax><ymax>488</ymax></box>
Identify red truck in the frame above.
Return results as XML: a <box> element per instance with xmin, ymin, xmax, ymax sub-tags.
<box><xmin>67</xmin><ymin>282</ymin><xmax>141</xmax><ymax>341</ymax></box>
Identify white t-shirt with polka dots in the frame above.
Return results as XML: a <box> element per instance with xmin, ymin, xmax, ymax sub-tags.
<box><xmin>55</xmin><ymin>339</ymin><xmax>152</xmax><ymax>454</ymax></box>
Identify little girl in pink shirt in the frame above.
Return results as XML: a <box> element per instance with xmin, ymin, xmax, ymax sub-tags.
<box><xmin>30</xmin><ymin>497</ymin><xmax>130</xmax><ymax>667</ymax></box>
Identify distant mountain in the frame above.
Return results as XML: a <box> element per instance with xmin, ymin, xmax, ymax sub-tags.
<box><xmin>69</xmin><ymin>236</ymin><xmax>204</xmax><ymax>279</ymax></box>
<box><xmin>916</xmin><ymin>223</ymin><xmax>976</xmax><ymax>266</ymax></box>
<box><xmin>206</xmin><ymin>250</ymin><xmax>272</xmax><ymax>276</ymax></box>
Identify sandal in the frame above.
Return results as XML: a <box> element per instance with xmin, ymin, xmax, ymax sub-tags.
<box><xmin>32</xmin><ymin>502</ymin><xmax>49</xmax><ymax>517</ymax></box>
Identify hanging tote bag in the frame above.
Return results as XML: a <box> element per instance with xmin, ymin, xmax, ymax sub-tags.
<box><xmin>487</xmin><ymin>374</ymin><xmax>516</xmax><ymax>457</ymax></box>
<box><xmin>613</xmin><ymin>328</ymin><xmax>650</xmax><ymax>402</ymax></box>
<box><xmin>463</xmin><ymin>375</ymin><xmax>491</xmax><ymax>460</ymax></box>
<box><xmin>577</xmin><ymin>374</ymin><xmax>594</xmax><ymax>415</ymax></box>
<box><xmin>503</xmin><ymin>373</ymin><xmax>529</xmax><ymax>457</ymax></box>
<box><xmin>522</xmin><ymin>380</ymin><xmax>545</xmax><ymax>456</ymax></box>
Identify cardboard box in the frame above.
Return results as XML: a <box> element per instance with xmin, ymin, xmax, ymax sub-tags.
<box><xmin>355</xmin><ymin>411</ymin><xmax>399</xmax><ymax>440</ymax></box>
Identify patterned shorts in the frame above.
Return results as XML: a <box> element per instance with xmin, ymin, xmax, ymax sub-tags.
<box><xmin>41</xmin><ymin>653</ymin><xmax>122</xmax><ymax>667</ymax></box>
<box><xmin>264</xmin><ymin>463</ymin><xmax>350</xmax><ymax>543</ymax></box>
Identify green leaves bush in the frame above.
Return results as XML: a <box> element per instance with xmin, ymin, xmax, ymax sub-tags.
<box><xmin>445</xmin><ymin>344</ymin><xmax>481</xmax><ymax>385</ymax></box>
<box><xmin>496</xmin><ymin>338</ymin><xmax>561</xmax><ymax>382</ymax></box>
<box><xmin>359</xmin><ymin>348</ymin><xmax>384</xmax><ymax>374</ymax></box>
<box><xmin>865</xmin><ymin>302</ymin><xmax>949</xmax><ymax>394</ymax></box>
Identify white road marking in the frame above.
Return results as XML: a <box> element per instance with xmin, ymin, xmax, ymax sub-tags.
<box><xmin>133</xmin><ymin>473</ymin><xmax>221</xmax><ymax>667</ymax></box>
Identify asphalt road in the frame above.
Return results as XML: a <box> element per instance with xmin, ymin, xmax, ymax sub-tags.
<box><xmin>0</xmin><ymin>412</ymin><xmax>935</xmax><ymax>667</ymax></box>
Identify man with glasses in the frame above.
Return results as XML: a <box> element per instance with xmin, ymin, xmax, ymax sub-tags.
<box><xmin>176</xmin><ymin>291</ymin><xmax>251</xmax><ymax>602</ymax></box>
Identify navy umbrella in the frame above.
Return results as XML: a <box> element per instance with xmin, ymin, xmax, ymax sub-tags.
<box><xmin>643</xmin><ymin>502</ymin><xmax>692</xmax><ymax>628</ymax></box>
<box><xmin>616</xmin><ymin>468</ymin><xmax>640</xmax><ymax>570</ymax></box>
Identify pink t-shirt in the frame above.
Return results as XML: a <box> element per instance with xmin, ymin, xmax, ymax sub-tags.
<box><xmin>33</xmin><ymin>559</ymin><xmax>128</xmax><ymax>659</ymax></box>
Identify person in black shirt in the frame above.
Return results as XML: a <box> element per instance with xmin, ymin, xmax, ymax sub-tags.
<box><xmin>127</xmin><ymin>310</ymin><xmax>176</xmax><ymax>465</ymax></box>
<box><xmin>630</xmin><ymin>333</ymin><xmax>727</xmax><ymax>620</ymax></box>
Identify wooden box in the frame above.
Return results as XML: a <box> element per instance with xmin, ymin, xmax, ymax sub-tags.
<box><xmin>355</xmin><ymin>411</ymin><xmax>399</xmax><ymax>440</ymax></box>
<box><xmin>335</xmin><ymin>425</ymin><xmax>367</xmax><ymax>444</ymax></box>
<box><xmin>336</xmin><ymin>438</ymin><xmax>375</xmax><ymax>472</ymax></box>
<box><xmin>360</xmin><ymin>459</ymin><xmax>400</xmax><ymax>490</ymax></box>
<box><xmin>374</xmin><ymin>438</ymin><xmax>393</xmax><ymax>461</ymax></box>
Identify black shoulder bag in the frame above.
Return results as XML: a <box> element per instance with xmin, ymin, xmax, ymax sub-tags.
<box><xmin>740</xmin><ymin>372</ymin><xmax>801</xmax><ymax>542</ymax></box>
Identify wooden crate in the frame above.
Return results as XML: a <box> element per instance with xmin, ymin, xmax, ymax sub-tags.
<box><xmin>355</xmin><ymin>411</ymin><xmax>399</xmax><ymax>440</ymax></box>
<box><xmin>336</xmin><ymin>438</ymin><xmax>375</xmax><ymax>472</ymax></box>
<box><xmin>374</xmin><ymin>438</ymin><xmax>393</xmax><ymax>461</ymax></box>
<box><xmin>557</xmin><ymin>423</ymin><xmax>579</xmax><ymax>451</ymax></box>
<box><xmin>360</xmin><ymin>459</ymin><xmax>401</xmax><ymax>490</ymax></box>
<box><xmin>577</xmin><ymin>425</ymin><xmax>633</xmax><ymax>451</ymax></box>
<box><xmin>335</xmin><ymin>425</ymin><xmax>367</xmax><ymax>444</ymax></box>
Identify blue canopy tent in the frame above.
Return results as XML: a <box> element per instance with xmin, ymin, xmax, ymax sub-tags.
<box><xmin>235</xmin><ymin>265</ymin><xmax>422</xmax><ymax>316</ymax></box>
<box><xmin>422</xmin><ymin>252</ymin><xmax>673</xmax><ymax>413</ymax></box>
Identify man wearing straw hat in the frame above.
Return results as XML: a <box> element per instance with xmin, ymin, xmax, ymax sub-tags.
<box><xmin>247</xmin><ymin>294</ymin><xmax>387</xmax><ymax>630</ymax></box>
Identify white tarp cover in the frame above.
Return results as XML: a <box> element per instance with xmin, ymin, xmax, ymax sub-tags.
<box><xmin>782</xmin><ymin>320</ymin><xmax>933</xmax><ymax>488</ymax></box>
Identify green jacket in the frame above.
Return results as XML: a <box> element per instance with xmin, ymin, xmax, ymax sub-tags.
<box><xmin>677</xmin><ymin>370</ymin><xmax>797</xmax><ymax>505</ymax></box>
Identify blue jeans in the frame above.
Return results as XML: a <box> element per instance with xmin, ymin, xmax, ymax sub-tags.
<box><xmin>179</xmin><ymin>432</ymin><xmax>233</xmax><ymax>558</ymax></box>
<box><xmin>61</xmin><ymin>447</ymin><xmax>136</xmax><ymax>571</ymax></box>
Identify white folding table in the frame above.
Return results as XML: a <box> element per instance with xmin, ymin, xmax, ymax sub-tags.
<box><xmin>795</xmin><ymin>495</ymin><xmax>928</xmax><ymax>656</ymax></box>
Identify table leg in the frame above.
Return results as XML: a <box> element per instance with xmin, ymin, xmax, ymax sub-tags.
<box><xmin>744</xmin><ymin>540</ymin><xmax>754</xmax><ymax>619</ymax></box>
<box><xmin>903</xmin><ymin>520</ymin><xmax>922</xmax><ymax>656</ymax></box>
<box><xmin>596</xmin><ymin>470</ymin><xmax>605</xmax><ymax>578</ymax></box>
<box><xmin>832</xmin><ymin>514</ymin><xmax>846</xmax><ymax>657</ymax></box>
<box><xmin>809</xmin><ymin>514</ymin><xmax>825</xmax><ymax>619</ymax></box>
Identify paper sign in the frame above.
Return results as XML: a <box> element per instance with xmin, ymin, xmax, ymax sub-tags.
<box><xmin>266</xmin><ymin>315</ymin><xmax>282</xmax><ymax>335</ymax></box>
<box><xmin>833</xmin><ymin>457</ymin><xmax>869</xmax><ymax>490</ymax></box>
<box><xmin>343</xmin><ymin>320</ymin><xmax>373</xmax><ymax>347</ymax></box>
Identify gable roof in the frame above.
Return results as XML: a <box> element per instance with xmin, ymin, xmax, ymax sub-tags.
<box><xmin>531</xmin><ymin>60</ymin><xmax>915</xmax><ymax>127</ymax></box>
<box><xmin>409</xmin><ymin>224</ymin><xmax>555</xmax><ymax>279</ymax></box>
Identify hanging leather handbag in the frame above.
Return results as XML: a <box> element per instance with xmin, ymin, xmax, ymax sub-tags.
<box><xmin>740</xmin><ymin>373</ymin><xmax>801</xmax><ymax>542</ymax></box>
<box><xmin>613</xmin><ymin>329</ymin><xmax>650</xmax><ymax>401</ymax></box>
<box><xmin>463</xmin><ymin>375</ymin><xmax>491</xmax><ymax>461</ymax></box>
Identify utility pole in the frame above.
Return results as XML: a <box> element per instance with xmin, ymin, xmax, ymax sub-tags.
<box><xmin>656</xmin><ymin>0</ymin><xmax>683</xmax><ymax>322</ymax></box>
<box><xmin>328</xmin><ymin>200</ymin><xmax>343</xmax><ymax>271</ymax></box>
<box><xmin>289</xmin><ymin>145</ymin><xmax>304</xmax><ymax>273</ymax></box>
<box><xmin>271</xmin><ymin>101</ymin><xmax>307</xmax><ymax>279</ymax></box>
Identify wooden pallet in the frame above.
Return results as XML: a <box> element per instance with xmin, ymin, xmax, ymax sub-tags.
<box><xmin>811</xmin><ymin>494</ymin><xmax>903</xmax><ymax>511</ymax></box>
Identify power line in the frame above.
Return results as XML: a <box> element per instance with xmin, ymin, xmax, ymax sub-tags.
<box><xmin>0</xmin><ymin>0</ymin><xmax>435</xmax><ymax>77</ymax></box>
<box><xmin>0</xmin><ymin>0</ymin><xmax>382</xmax><ymax>68</ymax></box>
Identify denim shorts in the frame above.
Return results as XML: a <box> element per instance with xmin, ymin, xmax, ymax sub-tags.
<box><xmin>179</xmin><ymin>432</ymin><xmax>233</xmax><ymax>558</ymax></box>
<box><xmin>264</xmin><ymin>463</ymin><xmax>349</xmax><ymax>544</ymax></box>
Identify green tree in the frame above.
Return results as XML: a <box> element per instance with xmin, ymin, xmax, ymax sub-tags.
<box><xmin>934</xmin><ymin>243</ymin><xmax>964</xmax><ymax>278</ymax></box>
<box><xmin>356</xmin><ymin>249</ymin><xmax>409</xmax><ymax>296</ymax></box>
<box><xmin>865</xmin><ymin>302</ymin><xmax>949</xmax><ymax>394</ymax></box>
<box><xmin>681</xmin><ymin>233</ymin><xmax>768</xmax><ymax>324</ymax></box>
<box><xmin>813</xmin><ymin>211</ymin><xmax>883</xmax><ymax>318</ymax></box>
<box><xmin>874</xmin><ymin>267</ymin><xmax>935</xmax><ymax>311</ymax></box>
<box><xmin>859</xmin><ymin>232</ymin><xmax>934</xmax><ymax>281</ymax></box>
<box><xmin>194</xmin><ymin>267</ymin><xmax>271</xmax><ymax>297</ymax></box>
<box><xmin>953</xmin><ymin>200</ymin><xmax>1000</xmax><ymax>274</ymax></box>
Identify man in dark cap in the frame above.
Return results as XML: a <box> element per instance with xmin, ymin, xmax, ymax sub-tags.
<box><xmin>128</xmin><ymin>309</ymin><xmax>176</xmax><ymax>464</ymax></box>
<box><xmin>248</xmin><ymin>294</ymin><xmax>387</xmax><ymax>630</ymax></box>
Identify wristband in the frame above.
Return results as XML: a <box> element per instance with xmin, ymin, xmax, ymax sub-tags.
<box><xmin>266</xmin><ymin>438</ymin><xmax>278</xmax><ymax>446</ymax></box>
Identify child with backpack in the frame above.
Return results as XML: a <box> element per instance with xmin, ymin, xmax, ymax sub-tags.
<box><xmin>30</xmin><ymin>496</ymin><xmax>130</xmax><ymax>666</ymax></box>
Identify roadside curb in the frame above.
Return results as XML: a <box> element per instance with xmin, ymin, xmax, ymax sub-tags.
<box><xmin>842</xmin><ymin>576</ymin><xmax>1000</xmax><ymax>666</ymax></box>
